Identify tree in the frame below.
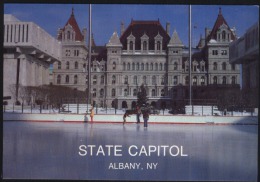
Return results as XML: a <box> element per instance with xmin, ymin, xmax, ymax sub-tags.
<box><xmin>137</xmin><ymin>84</ymin><xmax>149</xmax><ymax>108</ymax></box>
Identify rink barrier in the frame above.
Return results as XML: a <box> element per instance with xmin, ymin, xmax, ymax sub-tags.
<box><xmin>3</xmin><ymin>113</ymin><xmax>258</xmax><ymax>125</ymax></box>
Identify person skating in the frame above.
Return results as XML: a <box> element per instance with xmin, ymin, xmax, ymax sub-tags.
<box><xmin>90</xmin><ymin>107</ymin><xmax>94</xmax><ymax>122</ymax></box>
<box><xmin>136</xmin><ymin>106</ymin><xmax>141</xmax><ymax>123</ymax></box>
<box><xmin>123</xmin><ymin>112</ymin><xmax>130</xmax><ymax>125</ymax></box>
<box><xmin>142</xmin><ymin>109</ymin><xmax>149</xmax><ymax>128</ymax></box>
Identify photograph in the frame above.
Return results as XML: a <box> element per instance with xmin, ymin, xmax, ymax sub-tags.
<box><xmin>2</xmin><ymin>2</ymin><xmax>259</xmax><ymax>181</ymax></box>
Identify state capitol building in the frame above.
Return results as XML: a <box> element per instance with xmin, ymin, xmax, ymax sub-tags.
<box><xmin>50</xmin><ymin>8</ymin><xmax>239</xmax><ymax>110</ymax></box>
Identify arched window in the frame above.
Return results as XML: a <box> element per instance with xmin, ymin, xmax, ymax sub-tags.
<box><xmin>112</xmin><ymin>75</ymin><xmax>116</xmax><ymax>84</ymax></box>
<box><xmin>133</xmin><ymin>76</ymin><xmax>138</xmax><ymax>85</ymax></box>
<box><xmin>127</xmin><ymin>63</ymin><xmax>130</xmax><ymax>70</ymax></box>
<box><xmin>222</xmin><ymin>62</ymin><xmax>226</xmax><ymax>70</ymax></box>
<box><xmin>93</xmin><ymin>75</ymin><xmax>97</xmax><ymax>85</ymax></box>
<box><xmin>101</xmin><ymin>75</ymin><xmax>105</xmax><ymax>84</ymax></box>
<box><xmin>173</xmin><ymin>76</ymin><xmax>178</xmax><ymax>85</ymax></box>
<box><xmin>152</xmin><ymin>89</ymin><xmax>156</xmax><ymax>97</ymax></box>
<box><xmin>132</xmin><ymin>63</ymin><xmax>135</xmax><ymax>70</ymax></box>
<box><xmin>213</xmin><ymin>76</ymin><xmax>218</xmax><ymax>84</ymax></box>
<box><xmin>174</xmin><ymin>62</ymin><xmax>178</xmax><ymax>70</ymax></box>
<box><xmin>74</xmin><ymin>75</ymin><xmax>78</xmax><ymax>84</ymax></box>
<box><xmin>111</xmin><ymin>89</ymin><xmax>116</xmax><ymax>97</ymax></box>
<box><xmin>58</xmin><ymin>62</ymin><xmax>61</xmax><ymax>69</ymax></box>
<box><xmin>222</xmin><ymin>31</ymin><xmax>226</xmax><ymax>40</ymax></box>
<box><xmin>143</xmin><ymin>76</ymin><xmax>147</xmax><ymax>84</ymax></box>
<box><xmin>75</xmin><ymin>61</ymin><xmax>78</xmax><ymax>69</ymax></box>
<box><xmin>65</xmin><ymin>75</ymin><xmax>69</xmax><ymax>83</ymax></box>
<box><xmin>213</xmin><ymin>62</ymin><xmax>217</xmax><ymax>70</ymax></box>
<box><xmin>66</xmin><ymin>61</ymin><xmax>70</xmax><ymax>69</ymax></box>
<box><xmin>57</xmin><ymin>75</ymin><xmax>61</xmax><ymax>84</ymax></box>
<box><xmin>123</xmin><ymin>62</ymin><xmax>126</xmax><ymax>70</ymax></box>
<box><xmin>136</xmin><ymin>63</ymin><xmax>140</xmax><ymax>71</ymax></box>
<box><xmin>113</xmin><ymin>62</ymin><xmax>116</xmax><ymax>70</ymax></box>
<box><xmin>124</xmin><ymin>76</ymin><xmax>128</xmax><ymax>84</ymax></box>
<box><xmin>152</xmin><ymin>75</ymin><xmax>156</xmax><ymax>85</ymax></box>
<box><xmin>231</xmin><ymin>76</ymin><xmax>236</xmax><ymax>84</ymax></box>
<box><xmin>222</xmin><ymin>76</ymin><xmax>226</xmax><ymax>84</ymax></box>
<box><xmin>67</xmin><ymin>31</ymin><xmax>70</xmax><ymax>40</ymax></box>
<box><xmin>193</xmin><ymin>76</ymin><xmax>197</xmax><ymax>85</ymax></box>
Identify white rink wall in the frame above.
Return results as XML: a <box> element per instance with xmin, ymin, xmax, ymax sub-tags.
<box><xmin>3</xmin><ymin>113</ymin><xmax>258</xmax><ymax>125</ymax></box>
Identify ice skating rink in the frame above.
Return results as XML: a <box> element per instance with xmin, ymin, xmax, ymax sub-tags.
<box><xmin>3</xmin><ymin>121</ymin><xmax>258</xmax><ymax>181</ymax></box>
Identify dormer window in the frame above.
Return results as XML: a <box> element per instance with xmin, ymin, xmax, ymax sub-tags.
<box><xmin>130</xmin><ymin>41</ymin><xmax>134</xmax><ymax>50</ymax></box>
<box><xmin>141</xmin><ymin>33</ymin><xmax>149</xmax><ymax>52</ymax></box>
<box><xmin>127</xmin><ymin>33</ymin><xmax>135</xmax><ymax>52</ymax></box>
<box><xmin>154</xmin><ymin>33</ymin><xmax>163</xmax><ymax>53</ymax></box>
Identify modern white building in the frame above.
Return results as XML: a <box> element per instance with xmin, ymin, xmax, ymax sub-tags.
<box><xmin>3</xmin><ymin>14</ymin><xmax>61</xmax><ymax>104</ymax></box>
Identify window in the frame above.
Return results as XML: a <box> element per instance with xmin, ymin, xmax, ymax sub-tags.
<box><xmin>141</xmin><ymin>63</ymin><xmax>144</xmax><ymax>70</ymax></box>
<box><xmin>113</xmin><ymin>62</ymin><xmax>116</xmax><ymax>70</ymax></box>
<box><xmin>66</xmin><ymin>61</ymin><xmax>70</xmax><ymax>69</ymax></box>
<box><xmin>93</xmin><ymin>89</ymin><xmax>96</xmax><ymax>98</ymax></box>
<box><xmin>65</xmin><ymin>49</ymin><xmax>70</xmax><ymax>56</ymax></box>
<box><xmin>222</xmin><ymin>62</ymin><xmax>226</xmax><ymax>70</ymax></box>
<box><xmin>143</xmin><ymin>76</ymin><xmax>147</xmax><ymax>84</ymax></box>
<box><xmin>101</xmin><ymin>75</ymin><xmax>105</xmax><ymax>84</ymax></box>
<box><xmin>146</xmin><ymin>63</ymin><xmax>149</xmax><ymax>71</ymax></box>
<box><xmin>201</xmin><ymin>76</ymin><xmax>205</xmax><ymax>85</ymax></box>
<box><xmin>58</xmin><ymin>62</ymin><xmax>61</xmax><ymax>69</ymax></box>
<box><xmin>201</xmin><ymin>64</ymin><xmax>205</xmax><ymax>72</ymax></box>
<box><xmin>124</xmin><ymin>89</ymin><xmax>128</xmax><ymax>96</ymax></box>
<box><xmin>222</xmin><ymin>76</ymin><xmax>226</xmax><ymax>84</ymax></box>
<box><xmin>133</xmin><ymin>89</ymin><xmax>137</xmax><ymax>96</ymax></box>
<box><xmin>136</xmin><ymin>63</ymin><xmax>140</xmax><ymax>71</ymax></box>
<box><xmin>100</xmin><ymin>89</ymin><xmax>104</xmax><ymax>98</ymax></box>
<box><xmin>93</xmin><ymin>75</ymin><xmax>97</xmax><ymax>85</ymax></box>
<box><xmin>231</xmin><ymin>76</ymin><xmax>236</xmax><ymax>84</ymax></box>
<box><xmin>174</xmin><ymin>62</ymin><xmax>178</xmax><ymax>70</ymax></box>
<box><xmin>112</xmin><ymin>75</ymin><xmax>116</xmax><ymax>84</ymax></box>
<box><xmin>213</xmin><ymin>62</ymin><xmax>217</xmax><ymax>70</ymax></box>
<box><xmin>173</xmin><ymin>50</ymin><xmax>178</xmax><ymax>54</ymax></box>
<box><xmin>221</xmin><ymin>50</ymin><xmax>227</xmax><ymax>55</ymax></box>
<box><xmin>212</xmin><ymin>50</ymin><xmax>218</xmax><ymax>55</ymax></box>
<box><xmin>130</xmin><ymin>41</ymin><xmax>133</xmax><ymax>50</ymax></box>
<box><xmin>164</xmin><ymin>63</ymin><xmax>167</xmax><ymax>70</ymax></box>
<box><xmin>152</xmin><ymin>76</ymin><xmax>156</xmax><ymax>85</ymax></box>
<box><xmin>112</xmin><ymin>89</ymin><xmax>116</xmax><ymax>97</ymax></box>
<box><xmin>152</xmin><ymin>89</ymin><xmax>156</xmax><ymax>97</ymax></box>
<box><xmin>143</xmin><ymin>41</ymin><xmax>147</xmax><ymax>51</ymax></box>
<box><xmin>173</xmin><ymin>76</ymin><xmax>178</xmax><ymax>85</ymax></box>
<box><xmin>127</xmin><ymin>63</ymin><xmax>130</xmax><ymax>70</ymax></box>
<box><xmin>193</xmin><ymin>76</ymin><xmax>197</xmax><ymax>85</ymax></box>
<box><xmin>150</xmin><ymin>63</ymin><xmax>153</xmax><ymax>71</ymax></box>
<box><xmin>161</xmin><ymin>89</ymin><xmax>164</xmax><ymax>96</ymax></box>
<box><xmin>74</xmin><ymin>75</ymin><xmax>78</xmax><ymax>84</ymax></box>
<box><xmin>75</xmin><ymin>61</ymin><xmax>78</xmax><ymax>69</ymax></box>
<box><xmin>231</xmin><ymin>64</ymin><xmax>236</xmax><ymax>70</ymax></box>
<box><xmin>124</xmin><ymin>76</ymin><xmax>128</xmax><ymax>84</ymax></box>
<box><xmin>74</xmin><ymin>50</ymin><xmax>79</xmax><ymax>56</ymax></box>
<box><xmin>185</xmin><ymin>76</ymin><xmax>189</xmax><ymax>85</ymax></box>
<box><xmin>65</xmin><ymin>75</ymin><xmax>69</xmax><ymax>83</ymax></box>
<box><xmin>161</xmin><ymin>76</ymin><xmax>165</xmax><ymax>85</ymax></box>
<box><xmin>67</xmin><ymin>31</ymin><xmax>70</xmax><ymax>40</ymax></box>
<box><xmin>159</xmin><ymin>63</ymin><xmax>163</xmax><ymax>71</ymax></box>
<box><xmin>213</xmin><ymin>76</ymin><xmax>218</xmax><ymax>84</ymax></box>
<box><xmin>155</xmin><ymin>63</ymin><xmax>158</xmax><ymax>71</ymax></box>
<box><xmin>132</xmin><ymin>63</ymin><xmax>135</xmax><ymax>70</ymax></box>
<box><xmin>57</xmin><ymin>75</ymin><xmax>61</xmax><ymax>84</ymax></box>
<box><xmin>157</xmin><ymin>41</ymin><xmax>161</xmax><ymax>50</ymax></box>
<box><xmin>222</xmin><ymin>31</ymin><xmax>226</xmax><ymax>40</ymax></box>
<box><xmin>133</xmin><ymin>76</ymin><xmax>138</xmax><ymax>85</ymax></box>
<box><xmin>123</xmin><ymin>63</ymin><xmax>126</xmax><ymax>71</ymax></box>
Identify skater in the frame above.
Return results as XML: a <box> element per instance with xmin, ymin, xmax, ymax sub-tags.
<box><xmin>136</xmin><ymin>106</ymin><xmax>141</xmax><ymax>123</ymax></box>
<box><xmin>90</xmin><ymin>107</ymin><xmax>94</xmax><ymax>122</ymax></box>
<box><xmin>123</xmin><ymin>112</ymin><xmax>130</xmax><ymax>125</ymax></box>
<box><xmin>143</xmin><ymin>109</ymin><xmax>149</xmax><ymax>128</ymax></box>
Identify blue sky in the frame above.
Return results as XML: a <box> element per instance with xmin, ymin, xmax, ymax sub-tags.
<box><xmin>4</xmin><ymin>4</ymin><xmax>259</xmax><ymax>47</ymax></box>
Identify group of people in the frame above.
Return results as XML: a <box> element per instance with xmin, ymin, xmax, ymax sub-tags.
<box><xmin>123</xmin><ymin>106</ymin><xmax>149</xmax><ymax>127</ymax></box>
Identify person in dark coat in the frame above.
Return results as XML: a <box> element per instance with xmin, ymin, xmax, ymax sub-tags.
<box><xmin>136</xmin><ymin>106</ymin><xmax>141</xmax><ymax>123</ymax></box>
<box><xmin>142</xmin><ymin>109</ymin><xmax>149</xmax><ymax>128</ymax></box>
